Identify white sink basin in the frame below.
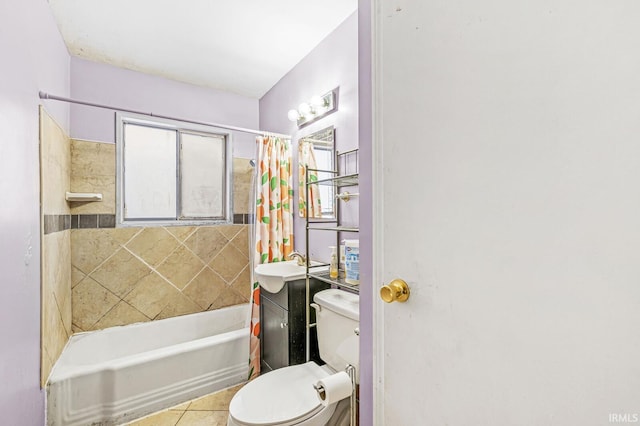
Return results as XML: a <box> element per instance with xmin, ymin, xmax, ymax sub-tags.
<box><xmin>255</xmin><ymin>260</ymin><xmax>322</xmax><ymax>294</ymax></box>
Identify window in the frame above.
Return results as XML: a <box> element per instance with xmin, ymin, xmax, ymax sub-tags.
<box><xmin>116</xmin><ymin>113</ymin><xmax>232</xmax><ymax>226</ymax></box>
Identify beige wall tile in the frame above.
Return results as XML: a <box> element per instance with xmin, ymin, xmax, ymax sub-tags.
<box><xmin>93</xmin><ymin>301</ymin><xmax>149</xmax><ymax>329</ymax></box>
<box><xmin>230</xmin><ymin>266</ymin><xmax>251</xmax><ymax>301</ymax></box>
<box><xmin>70</xmin><ymin>139</ymin><xmax>115</xmax><ymax>177</ymax></box>
<box><xmin>66</xmin><ymin>153</ymin><xmax>256</xmax><ymax>332</ymax></box>
<box><xmin>42</xmin><ymin>286</ymin><xmax>68</xmax><ymax>375</ymax></box>
<box><xmin>183</xmin><ymin>227</ymin><xmax>229</xmax><ymax>264</ymax></box>
<box><xmin>40</xmin><ymin>107</ymin><xmax>71</xmax><ymax>215</ymax></box>
<box><xmin>71</xmin><ymin>229</ymin><xmax>121</xmax><ymax>274</ymax></box>
<box><xmin>210</xmin><ymin>290</ymin><xmax>246</xmax><ymax>310</ymax></box>
<box><xmin>233</xmin><ymin>183</ymin><xmax>251</xmax><ymax>214</ymax></box>
<box><xmin>230</xmin><ymin>226</ymin><xmax>249</xmax><ymax>259</ymax></box>
<box><xmin>233</xmin><ymin>158</ymin><xmax>253</xmax><ymax>215</ymax></box>
<box><xmin>69</xmin><ymin>175</ymin><xmax>116</xmax><ymax>214</ymax></box>
<box><xmin>155</xmin><ymin>292</ymin><xmax>203</xmax><ymax>321</ymax></box>
<box><xmin>43</xmin><ymin>232</ymin><xmax>72</xmax><ymax>334</ymax></box>
<box><xmin>71</xmin><ymin>265</ymin><xmax>86</xmax><ymax>288</ymax></box>
<box><xmin>217</xmin><ymin>225</ymin><xmax>244</xmax><ymax>240</ymax></box>
<box><xmin>124</xmin><ymin>273</ymin><xmax>181</xmax><ymax>319</ymax></box>
<box><xmin>57</xmin><ymin>289</ymin><xmax>73</xmax><ymax>338</ymax></box>
<box><xmin>41</xmin><ymin>213</ymin><xmax>71</xmax><ymax>387</ymax></box>
<box><xmin>182</xmin><ymin>267</ymin><xmax>227</xmax><ymax>309</ymax></box>
<box><xmin>53</xmin><ymin>231</ymin><xmax>72</xmax><ymax>335</ymax></box>
<box><xmin>69</xmin><ymin>139</ymin><xmax>116</xmax><ymax>215</ymax></box>
<box><xmin>165</xmin><ymin>226</ymin><xmax>196</xmax><ymax>242</ymax></box>
<box><xmin>72</xmin><ymin>277</ymin><xmax>120</xmax><ymax>330</ymax></box>
<box><xmin>209</xmin><ymin>244</ymin><xmax>248</xmax><ymax>283</ymax></box>
<box><xmin>105</xmin><ymin>227</ymin><xmax>143</xmax><ymax>245</ymax></box>
<box><xmin>41</xmin><ymin>345</ymin><xmax>54</xmax><ymax>387</ymax></box>
<box><xmin>157</xmin><ymin>245</ymin><xmax>205</xmax><ymax>290</ymax></box>
<box><xmin>126</xmin><ymin>228</ymin><xmax>180</xmax><ymax>267</ymax></box>
<box><xmin>66</xmin><ymin>153</ymin><xmax>255</xmax><ymax>331</ymax></box>
<box><xmin>40</xmin><ymin>107</ymin><xmax>73</xmax><ymax>385</ymax></box>
<box><xmin>90</xmin><ymin>248</ymin><xmax>152</xmax><ymax>298</ymax></box>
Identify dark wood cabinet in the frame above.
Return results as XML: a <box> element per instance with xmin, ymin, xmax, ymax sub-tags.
<box><xmin>260</xmin><ymin>278</ymin><xmax>330</xmax><ymax>372</ymax></box>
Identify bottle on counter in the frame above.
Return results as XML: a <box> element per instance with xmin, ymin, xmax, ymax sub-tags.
<box><xmin>344</xmin><ymin>240</ymin><xmax>360</xmax><ymax>285</ymax></box>
<box><xmin>329</xmin><ymin>246</ymin><xmax>339</xmax><ymax>279</ymax></box>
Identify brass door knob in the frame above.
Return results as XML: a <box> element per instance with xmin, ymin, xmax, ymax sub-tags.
<box><xmin>380</xmin><ymin>279</ymin><xmax>410</xmax><ymax>303</ymax></box>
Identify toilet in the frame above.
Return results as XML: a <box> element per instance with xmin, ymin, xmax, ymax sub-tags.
<box><xmin>228</xmin><ymin>289</ymin><xmax>359</xmax><ymax>426</ymax></box>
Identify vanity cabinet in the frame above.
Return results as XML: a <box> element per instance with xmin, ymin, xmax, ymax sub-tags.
<box><xmin>260</xmin><ymin>277</ymin><xmax>330</xmax><ymax>372</ymax></box>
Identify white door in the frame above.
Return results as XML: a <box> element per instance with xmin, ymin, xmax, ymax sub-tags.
<box><xmin>372</xmin><ymin>1</ymin><xmax>640</xmax><ymax>425</ymax></box>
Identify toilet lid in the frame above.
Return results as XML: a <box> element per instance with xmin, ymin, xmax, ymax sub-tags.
<box><xmin>229</xmin><ymin>362</ymin><xmax>331</xmax><ymax>426</ymax></box>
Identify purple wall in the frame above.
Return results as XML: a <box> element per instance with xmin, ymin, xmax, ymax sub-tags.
<box><xmin>0</xmin><ymin>4</ymin><xmax>364</xmax><ymax>422</ymax></box>
<box><xmin>0</xmin><ymin>0</ymin><xmax>70</xmax><ymax>422</ymax></box>
<box><xmin>357</xmin><ymin>1</ymin><xmax>372</xmax><ymax>425</ymax></box>
<box><xmin>259</xmin><ymin>12</ymin><xmax>359</xmax><ymax>262</ymax></box>
<box><xmin>259</xmin><ymin>9</ymin><xmax>370</xmax><ymax>421</ymax></box>
<box><xmin>70</xmin><ymin>57</ymin><xmax>259</xmax><ymax>158</ymax></box>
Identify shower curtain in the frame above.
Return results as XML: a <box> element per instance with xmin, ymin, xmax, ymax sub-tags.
<box><xmin>298</xmin><ymin>140</ymin><xmax>322</xmax><ymax>218</ymax></box>
<box><xmin>249</xmin><ymin>135</ymin><xmax>295</xmax><ymax>379</ymax></box>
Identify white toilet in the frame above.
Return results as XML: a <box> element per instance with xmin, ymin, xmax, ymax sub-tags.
<box><xmin>228</xmin><ymin>289</ymin><xmax>359</xmax><ymax>426</ymax></box>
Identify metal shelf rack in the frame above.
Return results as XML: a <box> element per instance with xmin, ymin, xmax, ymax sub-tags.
<box><xmin>304</xmin><ymin>148</ymin><xmax>360</xmax><ymax>426</ymax></box>
<box><xmin>305</xmin><ymin>148</ymin><xmax>359</xmax><ymax>294</ymax></box>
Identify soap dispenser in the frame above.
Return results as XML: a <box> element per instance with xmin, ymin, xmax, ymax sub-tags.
<box><xmin>329</xmin><ymin>246</ymin><xmax>339</xmax><ymax>279</ymax></box>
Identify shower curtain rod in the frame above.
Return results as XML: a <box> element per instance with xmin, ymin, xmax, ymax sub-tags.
<box><xmin>39</xmin><ymin>91</ymin><xmax>292</xmax><ymax>139</ymax></box>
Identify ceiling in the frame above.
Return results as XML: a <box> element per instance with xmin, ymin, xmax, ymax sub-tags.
<box><xmin>48</xmin><ymin>0</ymin><xmax>358</xmax><ymax>99</ymax></box>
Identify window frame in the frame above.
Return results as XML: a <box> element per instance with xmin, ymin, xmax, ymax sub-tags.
<box><xmin>115</xmin><ymin>112</ymin><xmax>233</xmax><ymax>227</ymax></box>
<box><xmin>312</xmin><ymin>143</ymin><xmax>336</xmax><ymax>217</ymax></box>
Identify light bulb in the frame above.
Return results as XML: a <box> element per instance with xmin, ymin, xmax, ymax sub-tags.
<box><xmin>298</xmin><ymin>103</ymin><xmax>312</xmax><ymax>116</ymax></box>
<box><xmin>310</xmin><ymin>95</ymin><xmax>324</xmax><ymax>108</ymax></box>
<box><xmin>287</xmin><ymin>109</ymin><xmax>300</xmax><ymax>122</ymax></box>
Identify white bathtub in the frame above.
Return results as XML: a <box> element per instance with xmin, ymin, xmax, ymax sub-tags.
<box><xmin>47</xmin><ymin>304</ymin><xmax>250</xmax><ymax>426</ymax></box>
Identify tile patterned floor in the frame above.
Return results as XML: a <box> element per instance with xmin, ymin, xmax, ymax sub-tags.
<box><xmin>124</xmin><ymin>384</ymin><xmax>244</xmax><ymax>426</ymax></box>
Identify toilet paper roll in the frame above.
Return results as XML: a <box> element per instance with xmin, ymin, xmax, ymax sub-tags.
<box><xmin>315</xmin><ymin>371</ymin><xmax>352</xmax><ymax>406</ymax></box>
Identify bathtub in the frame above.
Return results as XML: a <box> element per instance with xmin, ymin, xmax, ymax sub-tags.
<box><xmin>47</xmin><ymin>304</ymin><xmax>250</xmax><ymax>426</ymax></box>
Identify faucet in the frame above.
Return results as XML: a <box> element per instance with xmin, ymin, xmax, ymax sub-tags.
<box><xmin>288</xmin><ymin>252</ymin><xmax>306</xmax><ymax>266</ymax></box>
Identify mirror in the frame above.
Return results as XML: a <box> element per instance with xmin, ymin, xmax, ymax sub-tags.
<box><xmin>298</xmin><ymin>126</ymin><xmax>335</xmax><ymax>219</ymax></box>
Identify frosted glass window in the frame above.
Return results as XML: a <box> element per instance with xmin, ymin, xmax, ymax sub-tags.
<box><xmin>180</xmin><ymin>132</ymin><xmax>226</xmax><ymax>219</ymax></box>
<box><xmin>117</xmin><ymin>113</ymin><xmax>231</xmax><ymax>226</ymax></box>
<box><xmin>123</xmin><ymin>124</ymin><xmax>177</xmax><ymax>219</ymax></box>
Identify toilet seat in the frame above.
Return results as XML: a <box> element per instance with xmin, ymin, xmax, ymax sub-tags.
<box><xmin>228</xmin><ymin>362</ymin><xmax>336</xmax><ymax>426</ymax></box>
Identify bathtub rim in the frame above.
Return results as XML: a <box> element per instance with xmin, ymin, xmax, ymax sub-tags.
<box><xmin>48</xmin><ymin>304</ymin><xmax>251</xmax><ymax>384</ymax></box>
<box><xmin>49</xmin><ymin>326</ymin><xmax>250</xmax><ymax>383</ymax></box>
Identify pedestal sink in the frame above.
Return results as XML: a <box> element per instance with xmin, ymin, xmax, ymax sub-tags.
<box><xmin>255</xmin><ymin>260</ymin><xmax>323</xmax><ymax>293</ymax></box>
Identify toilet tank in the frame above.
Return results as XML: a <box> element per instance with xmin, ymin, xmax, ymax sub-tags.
<box><xmin>313</xmin><ymin>289</ymin><xmax>359</xmax><ymax>378</ymax></box>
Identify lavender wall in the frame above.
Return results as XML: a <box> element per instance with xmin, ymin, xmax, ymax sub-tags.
<box><xmin>70</xmin><ymin>57</ymin><xmax>259</xmax><ymax>158</ymax></box>
<box><xmin>0</xmin><ymin>0</ymin><xmax>70</xmax><ymax>422</ymax></box>
<box><xmin>259</xmin><ymin>12</ymin><xmax>359</xmax><ymax>262</ymax></box>
<box><xmin>259</xmin><ymin>10</ymin><xmax>367</xmax><ymax>421</ymax></box>
<box><xmin>357</xmin><ymin>1</ymin><xmax>373</xmax><ymax>425</ymax></box>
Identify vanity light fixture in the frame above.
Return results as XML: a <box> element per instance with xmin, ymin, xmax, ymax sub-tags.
<box><xmin>287</xmin><ymin>89</ymin><xmax>337</xmax><ymax>128</ymax></box>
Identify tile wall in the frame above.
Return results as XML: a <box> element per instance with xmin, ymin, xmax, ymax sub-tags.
<box><xmin>39</xmin><ymin>107</ymin><xmax>72</xmax><ymax>386</ymax></box>
<box><xmin>39</xmin><ymin>132</ymin><xmax>255</xmax><ymax>383</ymax></box>
<box><xmin>69</xmin><ymin>140</ymin><xmax>254</xmax><ymax>332</ymax></box>
<box><xmin>71</xmin><ymin>225</ymin><xmax>250</xmax><ymax>331</ymax></box>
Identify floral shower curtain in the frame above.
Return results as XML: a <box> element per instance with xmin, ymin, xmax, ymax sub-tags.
<box><xmin>249</xmin><ymin>135</ymin><xmax>294</xmax><ymax>379</ymax></box>
<box><xmin>298</xmin><ymin>140</ymin><xmax>322</xmax><ymax>218</ymax></box>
